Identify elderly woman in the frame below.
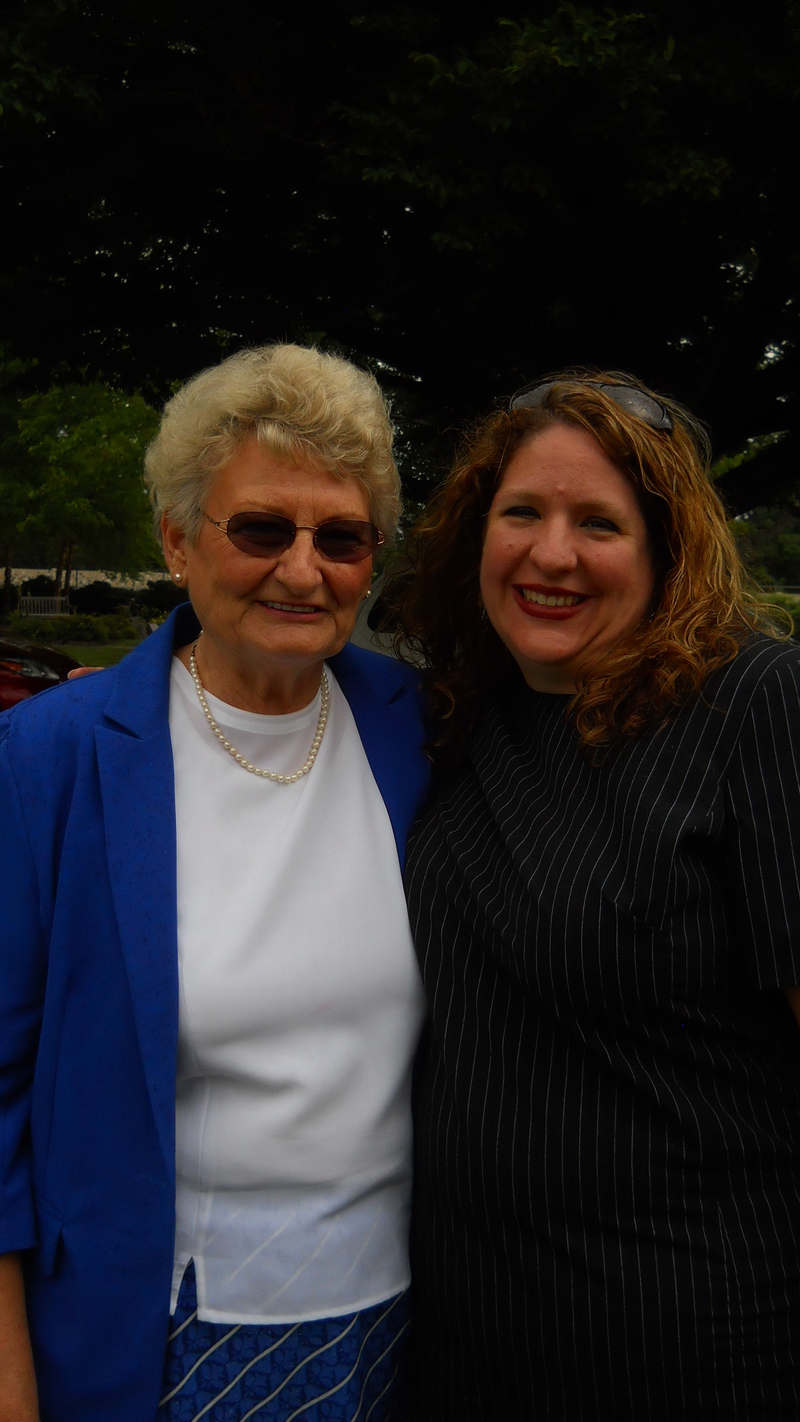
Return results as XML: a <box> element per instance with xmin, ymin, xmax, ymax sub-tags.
<box><xmin>0</xmin><ymin>345</ymin><xmax>429</xmax><ymax>1421</ymax></box>
<box><xmin>392</xmin><ymin>372</ymin><xmax>800</xmax><ymax>1420</ymax></box>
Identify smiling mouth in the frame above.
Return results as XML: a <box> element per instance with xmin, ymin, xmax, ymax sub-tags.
<box><xmin>520</xmin><ymin>589</ymin><xmax>586</xmax><ymax>608</ymax></box>
<box><xmin>260</xmin><ymin>600</ymin><xmax>324</xmax><ymax>614</ymax></box>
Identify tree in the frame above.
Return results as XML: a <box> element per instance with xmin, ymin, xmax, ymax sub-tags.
<box><xmin>733</xmin><ymin>505</ymin><xmax>800</xmax><ymax>589</ymax></box>
<box><xmin>1</xmin><ymin>2</ymin><xmax>798</xmax><ymax>509</ymax></box>
<box><xmin>0</xmin><ymin>406</ymin><xmax>29</xmax><ymax>611</ymax></box>
<box><xmin>0</xmin><ymin>350</ymin><xmax>41</xmax><ymax>611</ymax></box>
<box><xmin>12</xmin><ymin>383</ymin><xmax>160</xmax><ymax>593</ymax></box>
<box><xmin>328</xmin><ymin>1</ymin><xmax>800</xmax><ymax>510</ymax></box>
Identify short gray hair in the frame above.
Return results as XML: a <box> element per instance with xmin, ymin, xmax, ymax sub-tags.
<box><xmin>144</xmin><ymin>344</ymin><xmax>401</xmax><ymax>544</ymax></box>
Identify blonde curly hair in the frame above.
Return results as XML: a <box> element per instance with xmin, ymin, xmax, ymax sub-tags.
<box><xmin>144</xmin><ymin>343</ymin><xmax>400</xmax><ymax>543</ymax></box>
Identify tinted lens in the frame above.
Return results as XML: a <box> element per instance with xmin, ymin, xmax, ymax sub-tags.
<box><xmin>510</xmin><ymin>380</ymin><xmax>673</xmax><ymax>432</ymax></box>
<box><xmin>510</xmin><ymin>382</ymin><xmax>551</xmax><ymax>412</ymax></box>
<box><xmin>314</xmin><ymin>521</ymin><xmax>380</xmax><ymax>563</ymax></box>
<box><xmin>225</xmin><ymin>513</ymin><xmax>296</xmax><ymax>555</ymax></box>
<box><xmin>596</xmin><ymin>384</ymin><xmax>673</xmax><ymax>431</ymax></box>
<box><xmin>222</xmin><ymin>513</ymin><xmax>380</xmax><ymax>562</ymax></box>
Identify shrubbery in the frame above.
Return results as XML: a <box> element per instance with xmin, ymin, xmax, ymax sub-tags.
<box><xmin>68</xmin><ymin>577</ymin><xmax>187</xmax><ymax>618</ymax></box>
<box><xmin>20</xmin><ymin>575</ymin><xmax>56</xmax><ymax>597</ymax></box>
<box><xmin>10</xmin><ymin>614</ymin><xmax>139</xmax><ymax>644</ymax></box>
<box><xmin>1</xmin><ymin>576</ymin><xmax>188</xmax><ymax>641</ymax></box>
<box><xmin>136</xmin><ymin>579</ymin><xmax>190</xmax><ymax>618</ymax></box>
<box><xmin>759</xmin><ymin>591</ymin><xmax>800</xmax><ymax>640</ymax></box>
<box><xmin>70</xmin><ymin>580</ymin><xmax>135</xmax><ymax>616</ymax></box>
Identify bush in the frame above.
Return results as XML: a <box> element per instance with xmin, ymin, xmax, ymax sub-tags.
<box><xmin>759</xmin><ymin>591</ymin><xmax>800</xmax><ymax>640</ymax></box>
<box><xmin>70</xmin><ymin>580</ymin><xmax>134</xmax><ymax>616</ymax></box>
<box><xmin>10</xmin><ymin>613</ymin><xmax>139</xmax><ymax>644</ymax></box>
<box><xmin>137</xmin><ymin>579</ymin><xmax>190</xmax><ymax>616</ymax></box>
<box><xmin>20</xmin><ymin>574</ymin><xmax>56</xmax><ymax>597</ymax></box>
<box><xmin>735</xmin><ymin>507</ymin><xmax>800</xmax><ymax>589</ymax></box>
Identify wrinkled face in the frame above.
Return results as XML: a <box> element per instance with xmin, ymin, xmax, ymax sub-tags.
<box><xmin>479</xmin><ymin>423</ymin><xmax>655</xmax><ymax>694</ymax></box>
<box><xmin>163</xmin><ymin>435</ymin><xmax>373</xmax><ymax>692</ymax></box>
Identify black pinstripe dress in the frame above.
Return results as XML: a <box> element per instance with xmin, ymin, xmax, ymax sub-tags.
<box><xmin>406</xmin><ymin>637</ymin><xmax>800</xmax><ymax>1420</ymax></box>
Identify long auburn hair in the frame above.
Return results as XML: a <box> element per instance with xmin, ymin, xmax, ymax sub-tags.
<box><xmin>384</xmin><ymin>370</ymin><xmax>786</xmax><ymax>759</ymax></box>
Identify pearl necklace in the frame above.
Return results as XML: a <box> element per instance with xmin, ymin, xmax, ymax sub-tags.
<box><xmin>188</xmin><ymin>638</ymin><xmax>329</xmax><ymax>783</ymax></box>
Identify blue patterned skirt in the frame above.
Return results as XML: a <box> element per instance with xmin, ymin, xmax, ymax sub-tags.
<box><xmin>159</xmin><ymin>1262</ymin><xmax>410</xmax><ymax>1421</ymax></box>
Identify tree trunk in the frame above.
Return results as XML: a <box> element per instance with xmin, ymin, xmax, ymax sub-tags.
<box><xmin>62</xmin><ymin>540</ymin><xmax>75</xmax><ymax>597</ymax></box>
<box><xmin>53</xmin><ymin>538</ymin><xmax>67</xmax><ymax>596</ymax></box>
<box><xmin>1</xmin><ymin>549</ymin><xmax>13</xmax><ymax>615</ymax></box>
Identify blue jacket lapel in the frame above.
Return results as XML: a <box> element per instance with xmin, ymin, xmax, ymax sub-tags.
<box><xmin>93</xmin><ymin>611</ymin><xmax>195</xmax><ymax>1177</ymax></box>
<box><xmin>91</xmin><ymin>612</ymin><xmax>428</xmax><ymax>1177</ymax></box>
<box><xmin>329</xmin><ymin>644</ymin><xmax>430</xmax><ymax>871</ymax></box>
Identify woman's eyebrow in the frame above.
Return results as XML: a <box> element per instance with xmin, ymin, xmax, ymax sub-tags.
<box><xmin>496</xmin><ymin>490</ymin><xmax>628</xmax><ymax>517</ymax></box>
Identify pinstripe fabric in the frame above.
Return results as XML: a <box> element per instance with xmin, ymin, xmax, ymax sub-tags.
<box><xmin>160</xmin><ymin>1263</ymin><xmax>409</xmax><ymax>1420</ymax></box>
<box><xmin>406</xmin><ymin>638</ymin><xmax>800</xmax><ymax>1420</ymax></box>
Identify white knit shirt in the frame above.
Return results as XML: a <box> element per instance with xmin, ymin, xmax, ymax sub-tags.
<box><xmin>168</xmin><ymin>656</ymin><xmax>425</xmax><ymax>1323</ymax></box>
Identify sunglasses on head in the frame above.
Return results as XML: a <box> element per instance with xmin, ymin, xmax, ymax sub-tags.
<box><xmin>509</xmin><ymin>379</ymin><xmax>674</xmax><ymax>433</ymax></box>
<box><xmin>204</xmin><ymin>511</ymin><xmax>384</xmax><ymax>563</ymax></box>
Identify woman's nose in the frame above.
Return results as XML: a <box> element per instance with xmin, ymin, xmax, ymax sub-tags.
<box><xmin>273</xmin><ymin>530</ymin><xmax>323</xmax><ymax>589</ymax></box>
<box><xmin>527</xmin><ymin>518</ymin><xmax>578</xmax><ymax>573</ymax></box>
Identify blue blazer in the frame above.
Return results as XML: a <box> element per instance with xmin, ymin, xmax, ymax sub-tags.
<box><xmin>0</xmin><ymin>605</ymin><xmax>430</xmax><ymax>1422</ymax></box>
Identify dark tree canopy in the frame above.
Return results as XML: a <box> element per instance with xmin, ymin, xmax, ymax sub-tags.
<box><xmin>1</xmin><ymin>0</ymin><xmax>798</xmax><ymax>510</ymax></box>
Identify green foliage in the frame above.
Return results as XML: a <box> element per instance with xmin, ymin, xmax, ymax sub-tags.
<box><xmin>0</xmin><ymin>355</ymin><xmax>40</xmax><ymax>609</ymax></box>
<box><xmin>8</xmin><ymin>612</ymin><xmax>138</xmax><ymax>643</ymax></box>
<box><xmin>712</xmin><ymin>431</ymin><xmax>788</xmax><ymax>483</ymax></box>
<box><xmin>0</xmin><ymin>1</ymin><xmax>799</xmax><ymax>512</ymax></box>
<box><xmin>329</xmin><ymin>3</ymin><xmax>800</xmax><ymax>498</ymax></box>
<box><xmin>134</xmin><ymin>578</ymin><xmax>189</xmax><ymax>617</ymax></box>
<box><xmin>0</xmin><ymin>356</ymin><xmax>33</xmax><ymax>538</ymax></box>
<box><xmin>732</xmin><ymin>505</ymin><xmax>800</xmax><ymax>589</ymax></box>
<box><xmin>755</xmin><ymin>591</ymin><xmax>800</xmax><ymax>641</ymax></box>
<box><xmin>9</xmin><ymin>381</ymin><xmax>160</xmax><ymax>579</ymax></box>
<box><xmin>339</xmin><ymin>5</ymin><xmax>769</xmax><ymax>246</ymax></box>
<box><xmin>0</xmin><ymin>1</ymin><xmax>94</xmax><ymax>123</ymax></box>
<box><xmin>0</xmin><ymin>409</ymin><xmax>29</xmax><ymax>546</ymax></box>
<box><xmin>69</xmin><ymin>578</ymin><xmax>136</xmax><ymax>615</ymax></box>
<box><xmin>20</xmin><ymin>573</ymin><xmax>55</xmax><ymax>596</ymax></box>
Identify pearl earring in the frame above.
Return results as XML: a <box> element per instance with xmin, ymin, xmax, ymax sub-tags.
<box><xmin>174</xmin><ymin>572</ymin><xmax>182</xmax><ymax>582</ymax></box>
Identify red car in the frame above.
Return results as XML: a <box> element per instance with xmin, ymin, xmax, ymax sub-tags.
<box><xmin>0</xmin><ymin>637</ymin><xmax>83</xmax><ymax>711</ymax></box>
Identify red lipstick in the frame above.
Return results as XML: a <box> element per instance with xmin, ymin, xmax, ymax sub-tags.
<box><xmin>512</xmin><ymin>585</ymin><xmax>588</xmax><ymax>621</ymax></box>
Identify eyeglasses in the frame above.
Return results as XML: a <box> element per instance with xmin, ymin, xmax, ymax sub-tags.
<box><xmin>509</xmin><ymin>379</ymin><xmax>674</xmax><ymax>433</ymax></box>
<box><xmin>204</xmin><ymin>511</ymin><xmax>384</xmax><ymax>563</ymax></box>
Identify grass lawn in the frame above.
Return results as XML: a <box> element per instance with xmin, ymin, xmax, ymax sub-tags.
<box><xmin>59</xmin><ymin>641</ymin><xmax>141</xmax><ymax>668</ymax></box>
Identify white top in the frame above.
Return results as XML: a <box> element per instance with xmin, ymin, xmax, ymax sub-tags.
<box><xmin>168</xmin><ymin>656</ymin><xmax>426</xmax><ymax>1323</ymax></box>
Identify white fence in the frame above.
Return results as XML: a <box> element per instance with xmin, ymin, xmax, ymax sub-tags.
<box><xmin>18</xmin><ymin>596</ymin><xmax>72</xmax><ymax>617</ymax></box>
